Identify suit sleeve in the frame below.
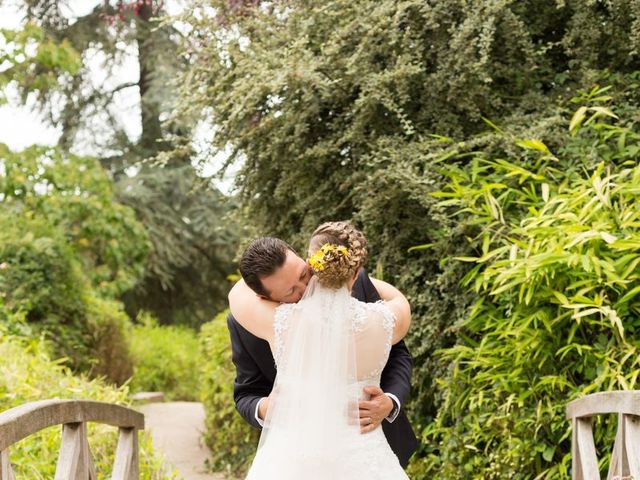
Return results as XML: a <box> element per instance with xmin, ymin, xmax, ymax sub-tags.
<box><xmin>379</xmin><ymin>340</ymin><xmax>412</xmax><ymax>406</ymax></box>
<box><xmin>356</xmin><ymin>270</ymin><xmax>413</xmax><ymax>406</ymax></box>
<box><xmin>227</xmin><ymin>313</ymin><xmax>271</xmax><ymax>429</ymax></box>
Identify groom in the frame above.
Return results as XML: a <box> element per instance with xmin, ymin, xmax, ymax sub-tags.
<box><xmin>227</xmin><ymin>236</ymin><xmax>418</xmax><ymax>467</ymax></box>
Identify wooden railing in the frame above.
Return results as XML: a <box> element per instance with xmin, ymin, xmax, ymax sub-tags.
<box><xmin>566</xmin><ymin>391</ymin><xmax>640</xmax><ymax>480</ymax></box>
<box><xmin>0</xmin><ymin>399</ymin><xmax>144</xmax><ymax>479</ymax></box>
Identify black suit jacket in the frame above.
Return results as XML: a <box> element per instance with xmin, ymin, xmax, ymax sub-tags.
<box><xmin>227</xmin><ymin>270</ymin><xmax>419</xmax><ymax>467</ymax></box>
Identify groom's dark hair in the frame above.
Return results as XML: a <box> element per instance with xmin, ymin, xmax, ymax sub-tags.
<box><xmin>240</xmin><ymin>237</ymin><xmax>296</xmax><ymax>297</ymax></box>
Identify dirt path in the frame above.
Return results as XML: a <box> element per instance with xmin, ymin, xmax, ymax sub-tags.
<box><xmin>138</xmin><ymin>401</ymin><xmax>226</xmax><ymax>480</ymax></box>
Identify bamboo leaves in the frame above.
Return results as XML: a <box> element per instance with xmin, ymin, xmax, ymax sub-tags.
<box><xmin>423</xmin><ymin>97</ymin><xmax>640</xmax><ymax>479</ymax></box>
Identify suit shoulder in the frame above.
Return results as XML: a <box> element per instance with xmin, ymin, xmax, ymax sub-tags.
<box><xmin>353</xmin><ymin>269</ymin><xmax>381</xmax><ymax>303</ymax></box>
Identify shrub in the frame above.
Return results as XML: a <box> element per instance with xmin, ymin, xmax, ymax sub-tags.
<box><xmin>0</xmin><ymin>212</ymin><xmax>134</xmax><ymax>385</ymax></box>
<box><xmin>85</xmin><ymin>295</ymin><xmax>134</xmax><ymax>385</ymax></box>
<box><xmin>179</xmin><ymin>0</ymin><xmax>640</xmax><ymax>439</ymax></box>
<box><xmin>417</xmin><ymin>97</ymin><xmax>640</xmax><ymax>478</ymax></box>
<box><xmin>199</xmin><ymin>311</ymin><xmax>259</xmax><ymax>477</ymax></box>
<box><xmin>0</xmin><ymin>144</ymin><xmax>150</xmax><ymax>298</ymax></box>
<box><xmin>128</xmin><ymin>313</ymin><xmax>201</xmax><ymax>400</ymax></box>
<box><xmin>0</xmin><ymin>323</ymin><xmax>171</xmax><ymax>478</ymax></box>
<box><xmin>0</xmin><ymin>212</ymin><xmax>93</xmax><ymax>370</ymax></box>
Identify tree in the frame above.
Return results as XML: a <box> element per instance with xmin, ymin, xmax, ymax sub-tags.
<box><xmin>8</xmin><ymin>0</ymin><xmax>238</xmax><ymax>325</ymax></box>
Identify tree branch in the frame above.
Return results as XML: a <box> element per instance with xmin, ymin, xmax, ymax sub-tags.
<box><xmin>110</xmin><ymin>81</ymin><xmax>139</xmax><ymax>95</ymax></box>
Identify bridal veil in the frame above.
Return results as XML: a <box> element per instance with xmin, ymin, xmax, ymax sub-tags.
<box><xmin>247</xmin><ymin>277</ymin><xmax>362</xmax><ymax>478</ymax></box>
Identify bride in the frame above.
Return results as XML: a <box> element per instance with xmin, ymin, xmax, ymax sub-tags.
<box><xmin>231</xmin><ymin>222</ymin><xmax>411</xmax><ymax>479</ymax></box>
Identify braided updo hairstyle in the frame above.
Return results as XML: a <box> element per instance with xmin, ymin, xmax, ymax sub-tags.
<box><xmin>308</xmin><ymin>221</ymin><xmax>368</xmax><ymax>289</ymax></box>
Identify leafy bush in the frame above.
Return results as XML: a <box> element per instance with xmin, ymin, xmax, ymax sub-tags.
<box><xmin>416</xmin><ymin>97</ymin><xmax>640</xmax><ymax>478</ymax></box>
<box><xmin>0</xmin><ymin>144</ymin><xmax>150</xmax><ymax>298</ymax></box>
<box><xmin>0</xmin><ymin>145</ymin><xmax>148</xmax><ymax>382</ymax></box>
<box><xmin>0</xmin><ymin>321</ymin><xmax>171</xmax><ymax>478</ymax></box>
<box><xmin>0</xmin><ymin>211</ymin><xmax>135</xmax><ymax>384</ymax></box>
<box><xmin>85</xmin><ymin>295</ymin><xmax>134</xmax><ymax>385</ymax></box>
<box><xmin>0</xmin><ymin>212</ymin><xmax>93</xmax><ymax>369</ymax></box>
<box><xmin>199</xmin><ymin>312</ymin><xmax>259</xmax><ymax>476</ymax></box>
<box><xmin>128</xmin><ymin>313</ymin><xmax>201</xmax><ymax>400</ymax></box>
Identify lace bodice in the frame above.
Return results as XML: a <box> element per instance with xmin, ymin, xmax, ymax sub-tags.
<box><xmin>273</xmin><ymin>298</ymin><xmax>396</xmax><ymax>390</ymax></box>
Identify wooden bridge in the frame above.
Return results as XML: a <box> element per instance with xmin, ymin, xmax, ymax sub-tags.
<box><xmin>0</xmin><ymin>399</ymin><xmax>143</xmax><ymax>479</ymax></box>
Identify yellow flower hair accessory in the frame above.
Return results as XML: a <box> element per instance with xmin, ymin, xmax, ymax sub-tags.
<box><xmin>308</xmin><ymin>243</ymin><xmax>349</xmax><ymax>272</ymax></box>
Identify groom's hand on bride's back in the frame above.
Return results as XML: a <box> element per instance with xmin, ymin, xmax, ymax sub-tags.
<box><xmin>358</xmin><ymin>386</ymin><xmax>394</xmax><ymax>434</ymax></box>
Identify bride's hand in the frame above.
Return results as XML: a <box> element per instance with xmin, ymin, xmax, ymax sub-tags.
<box><xmin>358</xmin><ymin>386</ymin><xmax>393</xmax><ymax>434</ymax></box>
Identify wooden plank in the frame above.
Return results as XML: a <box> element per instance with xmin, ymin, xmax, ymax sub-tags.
<box><xmin>566</xmin><ymin>391</ymin><xmax>640</xmax><ymax>420</ymax></box>
<box><xmin>87</xmin><ymin>439</ymin><xmax>97</xmax><ymax>480</ymax></box>
<box><xmin>0</xmin><ymin>400</ymin><xmax>144</xmax><ymax>451</ymax></box>
<box><xmin>0</xmin><ymin>450</ymin><xmax>15</xmax><ymax>480</ymax></box>
<box><xmin>623</xmin><ymin>414</ymin><xmax>640</xmax><ymax>477</ymax></box>
<box><xmin>54</xmin><ymin>422</ymin><xmax>90</xmax><ymax>480</ymax></box>
<box><xmin>130</xmin><ymin>429</ymin><xmax>139</xmax><ymax>480</ymax></box>
<box><xmin>575</xmin><ymin>417</ymin><xmax>599</xmax><ymax>480</ymax></box>
<box><xmin>112</xmin><ymin>427</ymin><xmax>138</xmax><ymax>480</ymax></box>
<box><xmin>606</xmin><ymin>414</ymin><xmax>623</xmax><ymax>480</ymax></box>
<box><xmin>572</xmin><ymin>418</ymin><xmax>581</xmax><ymax>480</ymax></box>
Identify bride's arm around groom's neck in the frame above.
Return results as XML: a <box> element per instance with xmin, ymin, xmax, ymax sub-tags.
<box><xmin>228</xmin><ymin>279</ymin><xmax>279</xmax><ymax>344</ymax></box>
<box><xmin>370</xmin><ymin>277</ymin><xmax>411</xmax><ymax>344</ymax></box>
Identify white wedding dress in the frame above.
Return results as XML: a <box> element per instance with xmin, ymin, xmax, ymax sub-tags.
<box><xmin>245</xmin><ymin>279</ymin><xmax>409</xmax><ymax>479</ymax></box>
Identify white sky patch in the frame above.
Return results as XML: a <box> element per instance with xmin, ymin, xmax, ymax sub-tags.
<box><xmin>0</xmin><ymin>1</ymin><xmax>23</xmax><ymax>28</ymax></box>
<box><xmin>191</xmin><ymin>116</ymin><xmax>242</xmax><ymax>194</ymax></box>
<box><xmin>0</xmin><ymin>84</ymin><xmax>61</xmax><ymax>149</ymax></box>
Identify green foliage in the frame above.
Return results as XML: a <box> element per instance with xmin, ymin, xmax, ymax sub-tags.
<box><xmin>199</xmin><ymin>312</ymin><xmax>259</xmax><ymax>476</ymax></box>
<box><xmin>7</xmin><ymin>1</ymin><xmax>239</xmax><ymax>329</ymax></box>
<box><xmin>0</xmin><ymin>144</ymin><xmax>150</xmax><ymax>297</ymax></box>
<box><xmin>0</xmin><ymin>324</ymin><xmax>171</xmax><ymax>478</ymax></box>
<box><xmin>127</xmin><ymin>313</ymin><xmax>201</xmax><ymax>400</ymax></box>
<box><xmin>0</xmin><ymin>22</ymin><xmax>81</xmax><ymax>104</ymax></box>
<box><xmin>117</xmin><ymin>166</ymin><xmax>238</xmax><ymax>328</ymax></box>
<box><xmin>0</xmin><ymin>144</ymin><xmax>146</xmax><ymax>381</ymax></box>
<box><xmin>85</xmin><ymin>295</ymin><xmax>134</xmax><ymax>385</ymax></box>
<box><xmin>183</xmin><ymin>0</ymin><xmax>640</xmax><ymax>227</ymax></box>
<box><xmin>0</xmin><ymin>211</ymin><xmax>92</xmax><ymax>370</ymax></box>
<box><xmin>417</xmin><ymin>100</ymin><xmax>640</xmax><ymax>478</ymax></box>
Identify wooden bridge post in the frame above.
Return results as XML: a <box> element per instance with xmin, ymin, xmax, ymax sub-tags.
<box><xmin>113</xmin><ymin>427</ymin><xmax>140</xmax><ymax>480</ymax></box>
<box><xmin>0</xmin><ymin>450</ymin><xmax>15</xmax><ymax>480</ymax></box>
<box><xmin>54</xmin><ymin>421</ymin><xmax>96</xmax><ymax>480</ymax></box>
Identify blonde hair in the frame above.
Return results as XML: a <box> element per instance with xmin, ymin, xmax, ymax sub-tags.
<box><xmin>308</xmin><ymin>221</ymin><xmax>367</xmax><ymax>288</ymax></box>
